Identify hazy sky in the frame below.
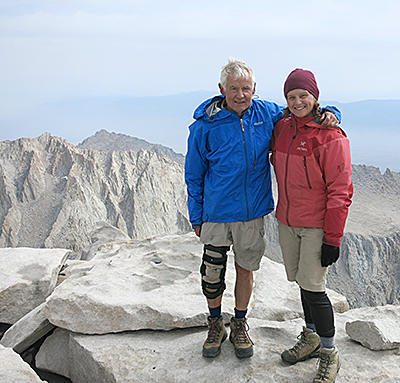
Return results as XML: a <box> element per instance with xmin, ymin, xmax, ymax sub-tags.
<box><xmin>1</xmin><ymin>0</ymin><xmax>400</xmax><ymax>119</ymax></box>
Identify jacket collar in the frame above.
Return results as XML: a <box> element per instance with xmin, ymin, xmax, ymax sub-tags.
<box><xmin>193</xmin><ymin>95</ymin><xmax>254</xmax><ymax>121</ymax></box>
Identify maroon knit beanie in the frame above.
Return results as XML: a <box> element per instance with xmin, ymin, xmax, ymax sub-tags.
<box><xmin>284</xmin><ymin>68</ymin><xmax>319</xmax><ymax>100</ymax></box>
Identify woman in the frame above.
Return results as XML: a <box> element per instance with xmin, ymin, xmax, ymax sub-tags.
<box><xmin>271</xmin><ymin>68</ymin><xmax>353</xmax><ymax>383</ymax></box>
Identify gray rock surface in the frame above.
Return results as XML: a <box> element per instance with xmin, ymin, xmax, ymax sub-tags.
<box><xmin>0</xmin><ymin>345</ymin><xmax>46</xmax><ymax>383</ymax></box>
<box><xmin>326</xmin><ymin>166</ymin><xmax>400</xmax><ymax>308</ymax></box>
<box><xmin>43</xmin><ymin>232</ymin><xmax>347</xmax><ymax>335</ymax></box>
<box><xmin>0</xmin><ymin>247</ymin><xmax>70</xmax><ymax>323</ymax></box>
<box><xmin>345</xmin><ymin>305</ymin><xmax>400</xmax><ymax>350</ymax></box>
<box><xmin>0</xmin><ymin>303</ymin><xmax>55</xmax><ymax>353</ymax></box>
<box><xmin>0</xmin><ymin>133</ymin><xmax>190</xmax><ymax>252</ymax></box>
<box><xmin>77</xmin><ymin>129</ymin><xmax>185</xmax><ymax>164</ymax></box>
<box><xmin>0</xmin><ymin>229</ymin><xmax>398</xmax><ymax>383</ymax></box>
<box><xmin>36</xmin><ymin>313</ymin><xmax>400</xmax><ymax>383</ymax></box>
<box><xmin>80</xmin><ymin>221</ymin><xmax>131</xmax><ymax>261</ymax></box>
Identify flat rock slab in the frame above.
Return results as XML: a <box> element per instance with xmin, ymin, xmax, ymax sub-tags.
<box><xmin>0</xmin><ymin>247</ymin><xmax>70</xmax><ymax>323</ymax></box>
<box><xmin>345</xmin><ymin>305</ymin><xmax>400</xmax><ymax>350</ymax></box>
<box><xmin>36</xmin><ymin>311</ymin><xmax>400</xmax><ymax>383</ymax></box>
<box><xmin>45</xmin><ymin>234</ymin><xmax>232</xmax><ymax>333</ymax></box>
<box><xmin>44</xmin><ymin>233</ymin><xmax>348</xmax><ymax>334</ymax></box>
<box><xmin>0</xmin><ymin>303</ymin><xmax>56</xmax><ymax>353</ymax></box>
<box><xmin>0</xmin><ymin>345</ymin><xmax>44</xmax><ymax>383</ymax></box>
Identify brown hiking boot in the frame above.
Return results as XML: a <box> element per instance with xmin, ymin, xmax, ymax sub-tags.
<box><xmin>313</xmin><ymin>347</ymin><xmax>341</xmax><ymax>383</ymax></box>
<box><xmin>281</xmin><ymin>327</ymin><xmax>321</xmax><ymax>364</ymax></box>
<box><xmin>202</xmin><ymin>316</ymin><xmax>227</xmax><ymax>358</ymax></box>
<box><xmin>229</xmin><ymin>317</ymin><xmax>254</xmax><ymax>359</ymax></box>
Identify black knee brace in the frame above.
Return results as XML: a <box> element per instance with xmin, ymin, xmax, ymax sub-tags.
<box><xmin>301</xmin><ymin>288</ymin><xmax>335</xmax><ymax>338</ymax></box>
<box><xmin>200</xmin><ymin>244</ymin><xmax>229</xmax><ymax>300</ymax></box>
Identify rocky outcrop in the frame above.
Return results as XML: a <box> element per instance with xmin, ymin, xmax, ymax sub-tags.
<box><xmin>0</xmin><ymin>133</ymin><xmax>190</xmax><ymax>253</ymax></box>
<box><xmin>0</xmin><ymin>345</ymin><xmax>45</xmax><ymax>383</ymax></box>
<box><xmin>327</xmin><ymin>231</ymin><xmax>400</xmax><ymax>308</ymax></box>
<box><xmin>0</xmin><ymin>228</ymin><xmax>399</xmax><ymax>383</ymax></box>
<box><xmin>0</xmin><ymin>247</ymin><xmax>70</xmax><ymax>324</ymax></box>
<box><xmin>345</xmin><ymin>305</ymin><xmax>400</xmax><ymax>350</ymax></box>
<box><xmin>77</xmin><ymin>129</ymin><xmax>185</xmax><ymax>164</ymax></box>
<box><xmin>42</xmin><ymin>231</ymin><xmax>347</xmax><ymax>335</ymax></box>
<box><xmin>33</xmin><ymin>313</ymin><xmax>400</xmax><ymax>383</ymax></box>
<box><xmin>326</xmin><ymin>166</ymin><xmax>400</xmax><ymax>308</ymax></box>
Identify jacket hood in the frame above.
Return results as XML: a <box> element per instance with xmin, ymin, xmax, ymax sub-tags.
<box><xmin>193</xmin><ymin>95</ymin><xmax>225</xmax><ymax>120</ymax></box>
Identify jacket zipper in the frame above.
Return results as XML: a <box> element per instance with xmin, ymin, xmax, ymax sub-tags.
<box><xmin>240</xmin><ymin>118</ymin><xmax>250</xmax><ymax>220</ymax></box>
<box><xmin>303</xmin><ymin>157</ymin><xmax>312</xmax><ymax>189</ymax></box>
<box><xmin>284</xmin><ymin>121</ymin><xmax>298</xmax><ymax>226</ymax></box>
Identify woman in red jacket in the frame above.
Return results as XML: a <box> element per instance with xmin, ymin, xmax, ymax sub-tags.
<box><xmin>271</xmin><ymin>69</ymin><xmax>353</xmax><ymax>383</ymax></box>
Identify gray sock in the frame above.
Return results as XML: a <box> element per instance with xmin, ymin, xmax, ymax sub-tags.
<box><xmin>306</xmin><ymin>323</ymin><xmax>317</xmax><ymax>332</ymax></box>
<box><xmin>320</xmin><ymin>336</ymin><xmax>335</xmax><ymax>349</ymax></box>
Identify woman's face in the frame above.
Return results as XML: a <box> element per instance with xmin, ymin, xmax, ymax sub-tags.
<box><xmin>286</xmin><ymin>89</ymin><xmax>317</xmax><ymax>118</ymax></box>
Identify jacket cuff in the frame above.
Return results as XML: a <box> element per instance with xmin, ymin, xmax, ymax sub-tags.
<box><xmin>323</xmin><ymin>236</ymin><xmax>341</xmax><ymax>248</ymax></box>
<box><xmin>322</xmin><ymin>106</ymin><xmax>341</xmax><ymax>124</ymax></box>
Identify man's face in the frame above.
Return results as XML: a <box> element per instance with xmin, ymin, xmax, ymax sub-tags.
<box><xmin>219</xmin><ymin>73</ymin><xmax>256</xmax><ymax>116</ymax></box>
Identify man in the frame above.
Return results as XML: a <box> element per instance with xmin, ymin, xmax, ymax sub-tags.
<box><xmin>184</xmin><ymin>58</ymin><xmax>340</xmax><ymax>359</ymax></box>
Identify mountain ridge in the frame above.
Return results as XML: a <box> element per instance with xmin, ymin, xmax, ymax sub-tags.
<box><xmin>77</xmin><ymin>129</ymin><xmax>185</xmax><ymax>164</ymax></box>
<box><xmin>0</xmin><ymin>92</ymin><xmax>399</xmax><ymax>171</ymax></box>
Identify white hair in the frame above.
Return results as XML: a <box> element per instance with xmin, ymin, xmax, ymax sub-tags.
<box><xmin>219</xmin><ymin>57</ymin><xmax>256</xmax><ymax>90</ymax></box>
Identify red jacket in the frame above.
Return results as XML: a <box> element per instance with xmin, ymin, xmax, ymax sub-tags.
<box><xmin>271</xmin><ymin>115</ymin><xmax>353</xmax><ymax>247</ymax></box>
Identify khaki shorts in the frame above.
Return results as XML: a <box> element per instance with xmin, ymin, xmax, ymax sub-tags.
<box><xmin>278</xmin><ymin>221</ymin><xmax>327</xmax><ymax>292</ymax></box>
<box><xmin>200</xmin><ymin>218</ymin><xmax>265</xmax><ymax>271</ymax></box>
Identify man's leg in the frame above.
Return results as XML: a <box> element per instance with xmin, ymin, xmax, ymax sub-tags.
<box><xmin>200</xmin><ymin>244</ymin><xmax>229</xmax><ymax>358</ymax></box>
<box><xmin>234</xmin><ymin>262</ymin><xmax>253</xmax><ymax>311</ymax></box>
<box><xmin>229</xmin><ymin>262</ymin><xmax>254</xmax><ymax>358</ymax></box>
<box><xmin>229</xmin><ymin>218</ymin><xmax>265</xmax><ymax>359</ymax></box>
<box><xmin>207</xmin><ymin>295</ymin><xmax>222</xmax><ymax>310</ymax></box>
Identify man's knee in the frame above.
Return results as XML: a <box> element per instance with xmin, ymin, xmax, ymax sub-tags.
<box><xmin>200</xmin><ymin>244</ymin><xmax>229</xmax><ymax>299</ymax></box>
<box><xmin>235</xmin><ymin>262</ymin><xmax>253</xmax><ymax>282</ymax></box>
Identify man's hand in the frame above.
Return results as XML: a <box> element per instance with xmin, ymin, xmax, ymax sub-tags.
<box><xmin>193</xmin><ymin>226</ymin><xmax>201</xmax><ymax>237</ymax></box>
<box><xmin>320</xmin><ymin>111</ymin><xmax>339</xmax><ymax>128</ymax></box>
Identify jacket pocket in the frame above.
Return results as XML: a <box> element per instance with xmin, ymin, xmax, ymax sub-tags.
<box><xmin>303</xmin><ymin>157</ymin><xmax>312</xmax><ymax>189</ymax></box>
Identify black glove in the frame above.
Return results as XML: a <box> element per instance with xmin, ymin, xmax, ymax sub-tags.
<box><xmin>321</xmin><ymin>243</ymin><xmax>340</xmax><ymax>267</ymax></box>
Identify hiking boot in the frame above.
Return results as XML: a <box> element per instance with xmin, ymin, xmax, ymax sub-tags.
<box><xmin>202</xmin><ymin>316</ymin><xmax>227</xmax><ymax>358</ymax></box>
<box><xmin>229</xmin><ymin>317</ymin><xmax>254</xmax><ymax>359</ymax></box>
<box><xmin>281</xmin><ymin>327</ymin><xmax>321</xmax><ymax>364</ymax></box>
<box><xmin>313</xmin><ymin>347</ymin><xmax>341</xmax><ymax>383</ymax></box>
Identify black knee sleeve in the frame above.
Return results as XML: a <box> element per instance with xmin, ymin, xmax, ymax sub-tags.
<box><xmin>200</xmin><ymin>244</ymin><xmax>229</xmax><ymax>300</ymax></box>
<box><xmin>301</xmin><ymin>288</ymin><xmax>335</xmax><ymax>338</ymax></box>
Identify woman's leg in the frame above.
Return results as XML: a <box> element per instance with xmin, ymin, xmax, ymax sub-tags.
<box><xmin>301</xmin><ymin>288</ymin><xmax>335</xmax><ymax>347</ymax></box>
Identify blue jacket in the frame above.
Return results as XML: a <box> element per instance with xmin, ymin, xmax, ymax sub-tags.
<box><xmin>185</xmin><ymin>96</ymin><xmax>282</xmax><ymax>227</ymax></box>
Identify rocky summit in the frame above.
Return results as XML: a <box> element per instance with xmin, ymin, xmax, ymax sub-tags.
<box><xmin>0</xmin><ymin>227</ymin><xmax>399</xmax><ymax>383</ymax></box>
<box><xmin>0</xmin><ymin>133</ymin><xmax>399</xmax><ymax>382</ymax></box>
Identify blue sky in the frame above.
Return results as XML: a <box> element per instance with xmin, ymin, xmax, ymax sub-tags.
<box><xmin>1</xmin><ymin>0</ymin><xmax>400</xmax><ymax>115</ymax></box>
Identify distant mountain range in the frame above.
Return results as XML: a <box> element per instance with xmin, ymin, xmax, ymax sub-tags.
<box><xmin>0</xmin><ymin>92</ymin><xmax>399</xmax><ymax>172</ymax></box>
<box><xmin>77</xmin><ymin>129</ymin><xmax>185</xmax><ymax>164</ymax></box>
